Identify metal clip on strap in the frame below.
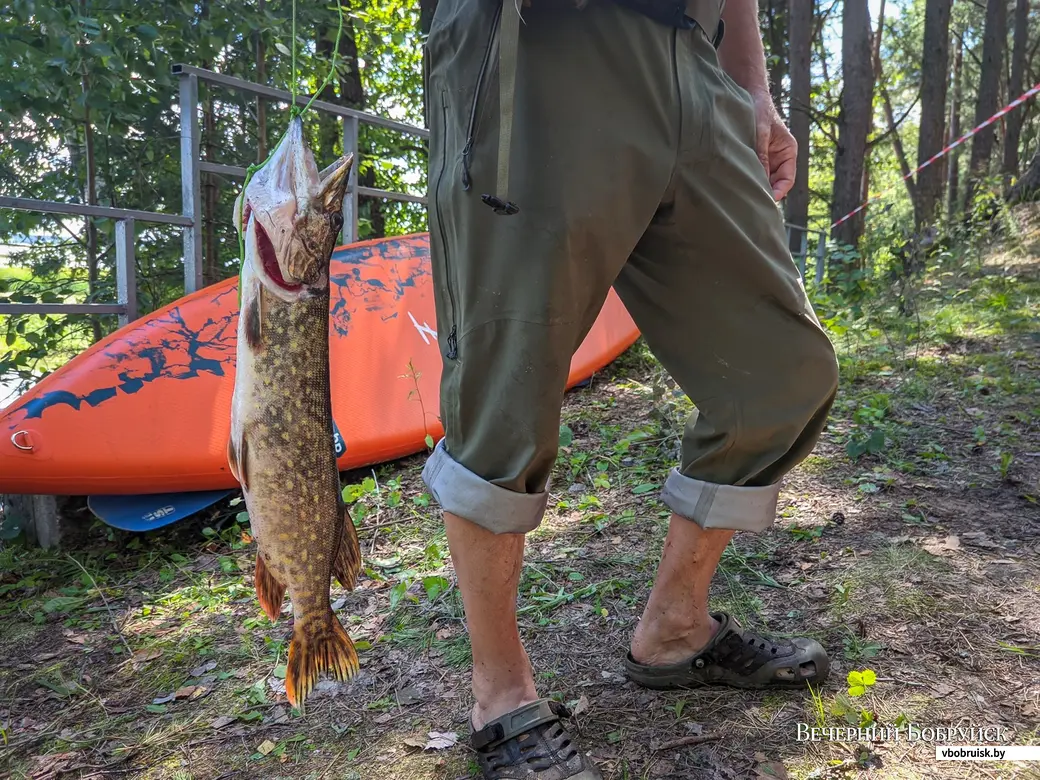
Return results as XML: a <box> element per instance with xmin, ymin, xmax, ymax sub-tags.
<box><xmin>482</xmin><ymin>0</ymin><xmax>521</xmax><ymax>215</ymax></box>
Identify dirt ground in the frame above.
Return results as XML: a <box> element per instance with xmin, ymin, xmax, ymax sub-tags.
<box><xmin>2</xmin><ymin>209</ymin><xmax>1039</xmax><ymax>780</ymax></box>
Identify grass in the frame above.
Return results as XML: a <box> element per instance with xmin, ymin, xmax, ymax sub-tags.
<box><xmin>2</xmin><ymin>207</ymin><xmax>1040</xmax><ymax>778</ymax></box>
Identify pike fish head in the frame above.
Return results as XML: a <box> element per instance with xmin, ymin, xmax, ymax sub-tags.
<box><xmin>235</xmin><ymin>117</ymin><xmax>353</xmax><ymax>302</ymax></box>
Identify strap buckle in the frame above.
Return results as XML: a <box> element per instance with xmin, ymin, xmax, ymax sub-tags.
<box><xmin>481</xmin><ymin>194</ymin><xmax>520</xmax><ymax>215</ymax></box>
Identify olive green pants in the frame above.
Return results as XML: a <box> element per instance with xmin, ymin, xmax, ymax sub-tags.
<box><xmin>420</xmin><ymin>0</ymin><xmax>839</xmax><ymax>534</ymax></box>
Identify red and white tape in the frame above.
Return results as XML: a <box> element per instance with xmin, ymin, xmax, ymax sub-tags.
<box><xmin>829</xmin><ymin>80</ymin><xmax>1040</xmax><ymax>229</ymax></box>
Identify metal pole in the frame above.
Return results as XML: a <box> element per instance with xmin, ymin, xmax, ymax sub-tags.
<box><xmin>115</xmin><ymin>218</ymin><xmax>137</xmax><ymax>327</ymax></box>
<box><xmin>179</xmin><ymin>72</ymin><xmax>204</xmax><ymax>294</ymax></box>
<box><xmin>797</xmin><ymin>228</ymin><xmax>807</xmax><ymax>281</ymax></box>
<box><xmin>342</xmin><ymin>116</ymin><xmax>359</xmax><ymax>245</ymax></box>
<box><xmin>815</xmin><ymin>231</ymin><xmax>827</xmax><ymax>284</ymax></box>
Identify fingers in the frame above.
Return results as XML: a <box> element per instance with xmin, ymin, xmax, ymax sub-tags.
<box><xmin>769</xmin><ymin>130</ymin><xmax>798</xmax><ymax>201</ymax></box>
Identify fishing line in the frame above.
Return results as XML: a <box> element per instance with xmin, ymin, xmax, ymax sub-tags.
<box><xmin>235</xmin><ymin>1</ymin><xmax>346</xmax><ymax>304</ymax></box>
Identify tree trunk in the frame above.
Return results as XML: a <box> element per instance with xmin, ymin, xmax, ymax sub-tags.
<box><xmin>879</xmin><ymin>83</ymin><xmax>916</xmax><ymax>204</ymax></box>
<box><xmin>256</xmin><ymin>0</ymin><xmax>267</xmax><ymax>160</ymax></box>
<box><xmin>420</xmin><ymin>0</ymin><xmax>438</xmax><ymax>126</ymax></box>
<box><xmin>316</xmin><ymin>26</ymin><xmax>341</xmax><ymax>156</ymax></box>
<box><xmin>829</xmin><ymin>0</ymin><xmax>873</xmax><ymax>250</ymax></box>
<box><xmin>761</xmin><ymin>0</ymin><xmax>788</xmax><ymax>115</ymax></box>
<box><xmin>334</xmin><ymin>6</ymin><xmax>383</xmax><ymax>238</ymax></box>
<box><xmin>77</xmin><ymin>0</ymin><xmax>102</xmax><ymax>344</ymax></box>
<box><xmin>914</xmin><ymin>0</ymin><xmax>952</xmax><ymax>227</ymax></box>
<box><xmin>202</xmin><ymin>86</ymin><xmax>219</xmax><ymax>286</ymax></box>
<box><xmin>1008</xmin><ymin>149</ymin><xmax>1040</xmax><ymax>203</ymax></box>
<box><xmin>1002</xmin><ymin>0</ymin><xmax>1030</xmax><ymax>186</ymax></box>
<box><xmin>200</xmin><ymin>0</ymin><xmax>219</xmax><ymax>286</ymax></box>
<box><xmin>784</xmin><ymin>0</ymin><xmax>813</xmax><ymax>255</ymax></box>
<box><xmin>947</xmin><ymin>33</ymin><xmax>963</xmax><ymax>217</ymax></box>
<box><xmin>859</xmin><ymin>0</ymin><xmax>887</xmax><ymax>241</ymax></box>
<box><xmin>419</xmin><ymin>0</ymin><xmax>438</xmax><ymax>35</ymax></box>
<box><xmin>964</xmin><ymin>0</ymin><xmax>1007</xmax><ymax>212</ymax></box>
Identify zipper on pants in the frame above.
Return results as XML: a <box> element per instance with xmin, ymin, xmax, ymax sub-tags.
<box><xmin>460</xmin><ymin>1</ymin><xmax>502</xmax><ymax>191</ymax></box>
<box><xmin>433</xmin><ymin>89</ymin><xmax>459</xmax><ymax>360</ymax></box>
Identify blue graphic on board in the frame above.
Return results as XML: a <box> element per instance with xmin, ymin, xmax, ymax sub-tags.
<box><xmin>7</xmin><ymin>238</ymin><xmax>431</xmax><ymax>423</ymax></box>
<box><xmin>332</xmin><ymin>417</ymin><xmax>346</xmax><ymax>458</ymax></box>
<box><xmin>89</xmin><ymin>422</ymin><xmax>348</xmax><ymax>531</ymax></box>
<box><xmin>88</xmin><ymin>489</ymin><xmax>234</xmax><ymax>532</ymax></box>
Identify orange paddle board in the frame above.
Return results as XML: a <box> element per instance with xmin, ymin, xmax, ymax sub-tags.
<box><xmin>1</xmin><ymin>234</ymin><xmax>639</xmax><ymax>495</ymax></box>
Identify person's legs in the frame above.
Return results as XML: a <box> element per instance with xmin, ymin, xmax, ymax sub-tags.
<box><xmin>421</xmin><ymin>0</ymin><xmax>681</xmax><ymax>765</ymax></box>
<box><xmin>444</xmin><ymin>516</ymin><xmax>535</xmax><ymax>729</ymax></box>
<box><xmin>613</xmin><ymin>21</ymin><xmax>839</xmax><ymax>687</ymax></box>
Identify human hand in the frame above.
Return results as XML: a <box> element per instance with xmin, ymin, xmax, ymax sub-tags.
<box><xmin>750</xmin><ymin>88</ymin><xmax>797</xmax><ymax>202</ymax></box>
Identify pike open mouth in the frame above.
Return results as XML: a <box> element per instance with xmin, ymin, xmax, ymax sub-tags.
<box><xmin>249</xmin><ymin>205</ymin><xmax>302</xmax><ymax>292</ymax></box>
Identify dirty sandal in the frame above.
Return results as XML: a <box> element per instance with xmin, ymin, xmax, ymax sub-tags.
<box><xmin>470</xmin><ymin>698</ymin><xmax>603</xmax><ymax>780</ymax></box>
<box><xmin>624</xmin><ymin>612</ymin><xmax>830</xmax><ymax>690</ymax></box>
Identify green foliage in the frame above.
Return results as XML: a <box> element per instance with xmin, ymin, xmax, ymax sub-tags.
<box><xmin>0</xmin><ymin>0</ymin><xmax>427</xmax><ymax>391</ymax></box>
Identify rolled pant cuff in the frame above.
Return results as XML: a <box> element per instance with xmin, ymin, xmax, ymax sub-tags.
<box><xmin>421</xmin><ymin>439</ymin><xmax>549</xmax><ymax>534</ymax></box>
<box><xmin>661</xmin><ymin>468</ymin><xmax>780</xmax><ymax>532</ymax></box>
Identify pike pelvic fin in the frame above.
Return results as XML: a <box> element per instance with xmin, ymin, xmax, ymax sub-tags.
<box><xmin>244</xmin><ymin>287</ymin><xmax>263</xmax><ymax>350</ymax></box>
<box><xmin>284</xmin><ymin>611</ymin><xmax>359</xmax><ymax>711</ymax></box>
<box><xmin>254</xmin><ymin>553</ymin><xmax>287</xmax><ymax>622</ymax></box>
<box><xmin>226</xmin><ymin>435</ymin><xmax>250</xmax><ymax>491</ymax></box>
<box><xmin>332</xmin><ymin>504</ymin><xmax>362</xmax><ymax>591</ymax></box>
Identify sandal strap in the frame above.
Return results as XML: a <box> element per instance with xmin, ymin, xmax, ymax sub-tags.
<box><xmin>470</xmin><ymin>699</ymin><xmax>568</xmax><ymax>752</ymax></box>
<box><xmin>695</xmin><ymin>612</ymin><xmax>796</xmax><ymax>673</ymax></box>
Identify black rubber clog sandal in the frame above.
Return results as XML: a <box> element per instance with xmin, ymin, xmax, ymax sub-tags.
<box><xmin>469</xmin><ymin>698</ymin><xmax>603</xmax><ymax>780</ymax></box>
<box><xmin>625</xmin><ymin>612</ymin><xmax>830</xmax><ymax>690</ymax></box>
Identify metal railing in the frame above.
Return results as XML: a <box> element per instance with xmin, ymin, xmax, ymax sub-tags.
<box><xmin>1</xmin><ymin>62</ymin><xmax>829</xmax><ymax>326</ymax></box>
<box><xmin>786</xmin><ymin>223</ymin><xmax>829</xmax><ymax>284</ymax></box>
<box><xmin>0</xmin><ymin>196</ymin><xmax>192</xmax><ymax>326</ymax></box>
<box><xmin>174</xmin><ymin>63</ymin><xmax>429</xmax><ymax>294</ymax></box>
<box><xmin>0</xmin><ymin>65</ymin><xmax>428</xmax><ymax>326</ymax></box>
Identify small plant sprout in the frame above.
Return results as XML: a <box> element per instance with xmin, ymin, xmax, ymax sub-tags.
<box><xmin>847</xmin><ymin>668</ymin><xmax>877</xmax><ymax>697</ymax></box>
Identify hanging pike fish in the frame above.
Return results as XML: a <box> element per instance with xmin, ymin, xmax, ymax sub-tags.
<box><xmin>228</xmin><ymin>116</ymin><xmax>361</xmax><ymax>710</ymax></box>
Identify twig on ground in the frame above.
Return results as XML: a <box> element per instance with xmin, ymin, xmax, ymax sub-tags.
<box><xmin>651</xmin><ymin>733</ymin><xmax>720</xmax><ymax>751</ymax></box>
<box><xmin>65</xmin><ymin>554</ymin><xmax>134</xmax><ymax>660</ymax></box>
<box><xmin>318</xmin><ymin>745</ymin><xmax>353</xmax><ymax>779</ymax></box>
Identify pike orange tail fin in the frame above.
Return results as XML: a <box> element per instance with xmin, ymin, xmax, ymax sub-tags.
<box><xmin>284</xmin><ymin>611</ymin><xmax>359</xmax><ymax>711</ymax></box>
<box><xmin>254</xmin><ymin>554</ymin><xmax>286</xmax><ymax>621</ymax></box>
<box><xmin>332</xmin><ymin>506</ymin><xmax>362</xmax><ymax>590</ymax></box>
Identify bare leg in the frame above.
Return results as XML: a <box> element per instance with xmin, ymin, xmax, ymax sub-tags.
<box><xmin>629</xmin><ymin>515</ymin><xmax>734</xmax><ymax>665</ymax></box>
<box><xmin>445</xmin><ymin>512</ymin><xmax>539</xmax><ymax>729</ymax></box>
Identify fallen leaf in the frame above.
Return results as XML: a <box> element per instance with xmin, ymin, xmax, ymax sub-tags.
<box><xmin>435</xmin><ymin>627</ymin><xmax>453</xmax><ymax>640</ymax></box>
<box><xmin>571</xmin><ymin>694</ymin><xmax>590</xmax><ymax>717</ymax></box>
<box><xmin>62</xmin><ymin>629</ymin><xmax>88</xmax><ymax>645</ymax></box>
<box><xmin>755</xmin><ymin>760</ymin><xmax>791</xmax><ymax>779</ymax></box>
<box><xmin>152</xmin><ymin>692</ymin><xmax>176</xmax><ymax>705</ymax></box>
<box><xmin>210</xmin><ymin>716</ymin><xmax>236</xmax><ymax>729</ymax></box>
<box><xmin>174</xmin><ymin>685</ymin><xmax>209</xmax><ymax>701</ymax></box>
<box><xmin>395</xmin><ymin>685</ymin><xmax>423</xmax><ymax>705</ymax></box>
<box><xmin>944</xmin><ymin>535</ymin><xmax>961</xmax><ymax>550</ymax></box>
<box><xmin>424</xmin><ymin>731</ymin><xmax>458</xmax><ymax>750</ymax></box>
<box><xmin>256</xmin><ymin>739</ymin><xmax>276</xmax><ymax>756</ymax></box>
<box><xmin>650</xmin><ymin>759</ymin><xmax>675</xmax><ymax>776</ymax></box>
<box><xmin>190</xmin><ymin>660</ymin><xmax>217</xmax><ymax>677</ymax></box>
<box><xmin>134</xmin><ymin>647</ymin><xmax>162</xmax><ymax>662</ymax></box>
<box><xmin>961</xmin><ymin>532</ymin><xmax>1000</xmax><ymax>549</ymax></box>
<box><xmin>931</xmin><ymin>683</ymin><xmax>956</xmax><ymax>698</ymax></box>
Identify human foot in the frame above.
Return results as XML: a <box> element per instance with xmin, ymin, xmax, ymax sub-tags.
<box><xmin>625</xmin><ymin>612</ymin><xmax>829</xmax><ymax>690</ymax></box>
<box><xmin>470</xmin><ymin>699</ymin><xmax>603</xmax><ymax>780</ymax></box>
<box><xmin>629</xmin><ymin>611</ymin><xmax>721</xmax><ymax>666</ymax></box>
